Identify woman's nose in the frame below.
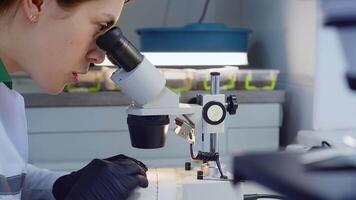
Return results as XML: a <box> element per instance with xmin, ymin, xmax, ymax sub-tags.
<box><xmin>86</xmin><ymin>47</ymin><xmax>106</xmax><ymax>64</ymax></box>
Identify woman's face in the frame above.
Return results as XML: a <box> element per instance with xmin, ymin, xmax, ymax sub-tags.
<box><xmin>20</xmin><ymin>0</ymin><xmax>124</xmax><ymax>94</ymax></box>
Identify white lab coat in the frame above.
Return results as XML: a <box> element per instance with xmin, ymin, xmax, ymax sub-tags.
<box><xmin>0</xmin><ymin>83</ymin><xmax>66</xmax><ymax>200</ymax></box>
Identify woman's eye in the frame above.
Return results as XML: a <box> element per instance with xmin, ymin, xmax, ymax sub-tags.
<box><xmin>98</xmin><ymin>23</ymin><xmax>109</xmax><ymax>32</ymax></box>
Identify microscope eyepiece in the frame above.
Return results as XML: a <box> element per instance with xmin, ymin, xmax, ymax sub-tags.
<box><xmin>96</xmin><ymin>27</ymin><xmax>143</xmax><ymax>72</ymax></box>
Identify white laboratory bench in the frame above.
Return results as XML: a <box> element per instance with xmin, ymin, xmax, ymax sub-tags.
<box><xmin>25</xmin><ymin>103</ymin><xmax>282</xmax><ymax>169</ymax></box>
<box><xmin>23</xmin><ymin>90</ymin><xmax>284</xmax><ymax>199</ymax></box>
<box><xmin>23</xmin><ymin>90</ymin><xmax>284</xmax><ymax>169</ymax></box>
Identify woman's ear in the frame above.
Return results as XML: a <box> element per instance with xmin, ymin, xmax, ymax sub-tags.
<box><xmin>22</xmin><ymin>0</ymin><xmax>45</xmax><ymax>23</ymax></box>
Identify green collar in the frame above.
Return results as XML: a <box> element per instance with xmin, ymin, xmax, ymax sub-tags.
<box><xmin>0</xmin><ymin>58</ymin><xmax>12</xmax><ymax>89</ymax></box>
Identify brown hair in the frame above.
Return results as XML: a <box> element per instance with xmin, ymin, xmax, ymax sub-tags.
<box><xmin>57</xmin><ymin>0</ymin><xmax>131</xmax><ymax>9</ymax></box>
<box><xmin>0</xmin><ymin>0</ymin><xmax>130</xmax><ymax>15</ymax></box>
<box><xmin>0</xmin><ymin>0</ymin><xmax>18</xmax><ymax>14</ymax></box>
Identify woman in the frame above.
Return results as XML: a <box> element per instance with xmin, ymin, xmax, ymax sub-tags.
<box><xmin>0</xmin><ymin>0</ymin><xmax>148</xmax><ymax>199</ymax></box>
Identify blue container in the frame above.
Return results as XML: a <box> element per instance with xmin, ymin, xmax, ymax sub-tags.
<box><xmin>137</xmin><ymin>23</ymin><xmax>252</xmax><ymax>52</ymax></box>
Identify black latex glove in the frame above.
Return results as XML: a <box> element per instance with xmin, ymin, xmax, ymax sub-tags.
<box><xmin>104</xmin><ymin>154</ymin><xmax>148</xmax><ymax>173</ymax></box>
<box><xmin>53</xmin><ymin>155</ymin><xmax>148</xmax><ymax>200</ymax></box>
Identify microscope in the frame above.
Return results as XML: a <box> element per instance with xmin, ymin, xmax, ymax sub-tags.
<box><xmin>96</xmin><ymin>27</ymin><xmax>238</xmax><ymax>180</ymax></box>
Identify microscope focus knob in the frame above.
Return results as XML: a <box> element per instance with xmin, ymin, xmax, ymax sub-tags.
<box><xmin>202</xmin><ymin>101</ymin><xmax>226</xmax><ymax>125</ymax></box>
<box><xmin>227</xmin><ymin>95</ymin><xmax>238</xmax><ymax>115</ymax></box>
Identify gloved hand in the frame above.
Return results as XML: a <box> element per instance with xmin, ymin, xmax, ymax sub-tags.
<box><xmin>53</xmin><ymin>155</ymin><xmax>148</xmax><ymax>200</ymax></box>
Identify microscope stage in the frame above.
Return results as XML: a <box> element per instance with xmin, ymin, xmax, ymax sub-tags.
<box><xmin>129</xmin><ymin>167</ymin><xmax>242</xmax><ymax>200</ymax></box>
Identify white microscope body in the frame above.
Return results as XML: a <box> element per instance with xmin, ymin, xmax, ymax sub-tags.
<box><xmin>96</xmin><ymin>27</ymin><xmax>241</xmax><ymax>200</ymax></box>
<box><xmin>111</xmin><ymin>55</ymin><xmax>238</xmax><ymax>178</ymax></box>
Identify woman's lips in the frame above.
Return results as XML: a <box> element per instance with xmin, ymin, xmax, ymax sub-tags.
<box><xmin>71</xmin><ymin>72</ymin><xmax>79</xmax><ymax>83</ymax></box>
